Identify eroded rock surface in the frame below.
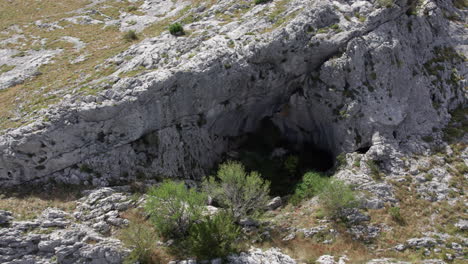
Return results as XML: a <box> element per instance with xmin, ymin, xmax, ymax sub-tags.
<box><xmin>0</xmin><ymin>0</ymin><xmax>466</xmax><ymax>188</ymax></box>
<box><xmin>0</xmin><ymin>188</ymin><xmax>133</xmax><ymax>264</ymax></box>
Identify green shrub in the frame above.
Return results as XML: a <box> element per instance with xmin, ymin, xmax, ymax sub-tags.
<box><xmin>145</xmin><ymin>180</ymin><xmax>207</xmax><ymax>238</ymax></box>
<box><xmin>454</xmin><ymin>0</ymin><xmax>468</xmax><ymax>9</ymax></box>
<box><xmin>255</xmin><ymin>0</ymin><xmax>270</xmax><ymax>4</ymax></box>
<box><xmin>203</xmin><ymin>161</ymin><xmax>270</xmax><ymax>221</ymax></box>
<box><xmin>319</xmin><ymin>180</ymin><xmax>358</xmax><ymax>219</ymax></box>
<box><xmin>335</xmin><ymin>153</ymin><xmax>347</xmax><ymax>169</ymax></box>
<box><xmin>366</xmin><ymin>160</ymin><xmax>383</xmax><ymax>181</ymax></box>
<box><xmin>283</xmin><ymin>155</ymin><xmax>299</xmax><ymax>176</ymax></box>
<box><xmin>123</xmin><ymin>30</ymin><xmax>138</xmax><ymax>41</ymax></box>
<box><xmin>169</xmin><ymin>23</ymin><xmax>184</xmax><ymax>36</ymax></box>
<box><xmin>290</xmin><ymin>172</ymin><xmax>329</xmax><ymax>205</ymax></box>
<box><xmin>388</xmin><ymin>206</ymin><xmax>405</xmax><ymax>225</ymax></box>
<box><xmin>188</xmin><ymin>212</ymin><xmax>241</xmax><ymax>259</ymax></box>
<box><xmin>127</xmin><ymin>6</ymin><xmax>138</xmax><ymax>12</ymax></box>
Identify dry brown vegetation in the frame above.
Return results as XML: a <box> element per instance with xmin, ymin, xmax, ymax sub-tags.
<box><xmin>0</xmin><ymin>0</ymin><xmax>205</xmax><ymax>131</ymax></box>
<box><xmin>118</xmin><ymin>209</ymin><xmax>177</xmax><ymax>264</ymax></box>
<box><xmin>0</xmin><ymin>185</ymin><xmax>83</xmax><ymax>220</ymax></box>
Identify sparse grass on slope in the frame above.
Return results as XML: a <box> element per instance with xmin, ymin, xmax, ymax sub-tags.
<box><xmin>0</xmin><ymin>0</ymin><xmax>202</xmax><ymax>132</ymax></box>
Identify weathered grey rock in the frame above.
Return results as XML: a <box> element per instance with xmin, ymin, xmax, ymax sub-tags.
<box><xmin>366</xmin><ymin>259</ymin><xmax>411</xmax><ymax>264</ymax></box>
<box><xmin>297</xmin><ymin>225</ymin><xmax>329</xmax><ymax>238</ymax></box>
<box><xmin>266</xmin><ymin>196</ymin><xmax>282</xmax><ymax>211</ymax></box>
<box><xmin>421</xmin><ymin>260</ymin><xmax>447</xmax><ymax>264</ymax></box>
<box><xmin>239</xmin><ymin>218</ymin><xmax>259</xmax><ymax>227</ymax></box>
<box><xmin>406</xmin><ymin>237</ymin><xmax>438</xmax><ymax>249</ymax></box>
<box><xmin>394</xmin><ymin>244</ymin><xmax>406</xmax><ymax>251</ymax></box>
<box><xmin>316</xmin><ymin>255</ymin><xmax>348</xmax><ymax>264</ymax></box>
<box><xmin>348</xmin><ymin>224</ymin><xmax>381</xmax><ymax>242</ymax></box>
<box><xmin>455</xmin><ymin>219</ymin><xmax>468</xmax><ymax>231</ymax></box>
<box><xmin>0</xmin><ymin>188</ymin><xmax>131</xmax><ymax>263</ymax></box>
<box><xmin>0</xmin><ymin>49</ymin><xmax>61</xmax><ymax>90</ymax></box>
<box><xmin>0</xmin><ymin>0</ymin><xmax>465</xmax><ymax>188</ymax></box>
<box><xmin>282</xmin><ymin>232</ymin><xmax>296</xmax><ymax>241</ymax></box>
<box><xmin>340</xmin><ymin>208</ymin><xmax>370</xmax><ymax>225</ymax></box>
<box><xmin>0</xmin><ymin>210</ymin><xmax>13</xmax><ymax>225</ymax></box>
<box><xmin>227</xmin><ymin>247</ymin><xmax>296</xmax><ymax>264</ymax></box>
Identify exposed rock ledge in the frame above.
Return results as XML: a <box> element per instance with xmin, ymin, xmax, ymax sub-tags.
<box><xmin>0</xmin><ymin>0</ymin><xmax>466</xmax><ymax>187</ymax></box>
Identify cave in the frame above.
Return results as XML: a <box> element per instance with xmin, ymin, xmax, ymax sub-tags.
<box><xmin>221</xmin><ymin>118</ymin><xmax>335</xmax><ymax>196</ymax></box>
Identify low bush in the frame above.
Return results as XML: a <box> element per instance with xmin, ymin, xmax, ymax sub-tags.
<box><xmin>203</xmin><ymin>161</ymin><xmax>270</xmax><ymax>221</ymax></box>
<box><xmin>290</xmin><ymin>171</ymin><xmax>329</xmax><ymax>205</ymax></box>
<box><xmin>366</xmin><ymin>160</ymin><xmax>383</xmax><ymax>181</ymax></box>
<box><xmin>188</xmin><ymin>212</ymin><xmax>241</xmax><ymax>259</ymax></box>
<box><xmin>119</xmin><ymin>213</ymin><xmax>162</xmax><ymax>264</ymax></box>
<box><xmin>284</xmin><ymin>155</ymin><xmax>299</xmax><ymax>176</ymax></box>
<box><xmin>255</xmin><ymin>0</ymin><xmax>270</xmax><ymax>4</ymax></box>
<box><xmin>145</xmin><ymin>180</ymin><xmax>207</xmax><ymax>238</ymax></box>
<box><xmin>319</xmin><ymin>180</ymin><xmax>358</xmax><ymax>219</ymax></box>
<box><xmin>123</xmin><ymin>30</ymin><xmax>138</xmax><ymax>41</ymax></box>
<box><xmin>127</xmin><ymin>6</ymin><xmax>138</xmax><ymax>12</ymax></box>
<box><xmin>169</xmin><ymin>23</ymin><xmax>184</xmax><ymax>36</ymax></box>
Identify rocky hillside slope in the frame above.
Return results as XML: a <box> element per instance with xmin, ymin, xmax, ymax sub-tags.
<box><xmin>0</xmin><ymin>0</ymin><xmax>465</xmax><ymax>187</ymax></box>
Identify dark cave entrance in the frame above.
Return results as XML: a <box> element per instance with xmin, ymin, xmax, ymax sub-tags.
<box><xmin>224</xmin><ymin>118</ymin><xmax>334</xmax><ymax>196</ymax></box>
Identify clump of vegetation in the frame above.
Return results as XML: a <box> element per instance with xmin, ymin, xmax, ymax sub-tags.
<box><xmin>290</xmin><ymin>172</ymin><xmax>329</xmax><ymax>205</ymax></box>
<box><xmin>139</xmin><ymin>161</ymin><xmax>274</xmax><ymax>260</ymax></box>
<box><xmin>119</xmin><ymin>213</ymin><xmax>161</xmax><ymax>264</ymax></box>
<box><xmin>255</xmin><ymin>0</ymin><xmax>271</xmax><ymax>4</ymax></box>
<box><xmin>454</xmin><ymin>0</ymin><xmax>468</xmax><ymax>9</ymax></box>
<box><xmin>284</xmin><ymin>155</ymin><xmax>299</xmax><ymax>176</ymax></box>
<box><xmin>443</xmin><ymin>107</ymin><xmax>467</xmax><ymax>143</ymax></box>
<box><xmin>188</xmin><ymin>212</ymin><xmax>241</xmax><ymax>259</ymax></box>
<box><xmin>203</xmin><ymin>161</ymin><xmax>270</xmax><ymax>221</ymax></box>
<box><xmin>388</xmin><ymin>206</ymin><xmax>405</xmax><ymax>225</ymax></box>
<box><xmin>145</xmin><ymin>180</ymin><xmax>207</xmax><ymax>238</ymax></box>
<box><xmin>336</xmin><ymin>153</ymin><xmax>347</xmax><ymax>169</ymax></box>
<box><xmin>127</xmin><ymin>6</ymin><xmax>138</xmax><ymax>12</ymax></box>
<box><xmin>422</xmin><ymin>135</ymin><xmax>434</xmax><ymax>143</ymax></box>
<box><xmin>123</xmin><ymin>30</ymin><xmax>138</xmax><ymax>41</ymax></box>
<box><xmin>169</xmin><ymin>23</ymin><xmax>184</xmax><ymax>36</ymax></box>
<box><xmin>79</xmin><ymin>164</ymin><xmax>93</xmax><ymax>174</ymax></box>
<box><xmin>354</xmin><ymin>12</ymin><xmax>366</xmax><ymax>22</ymax></box>
<box><xmin>366</xmin><ymin>160</ymin><xmax>383</xmax><ymax>181</ymax></box>
<box><xmin>0</xmin><ymin>64</ymin><xmax>15</xmax><ymax>74</ymax></box>
<box><xmin>376</xmin><ymin>0</ymin><xmax>394</xmax><ymax>8</ymax></box>
<box><xmin>319</xmin><ymin>180</ymin><xmax>358</xmax><ymax>219</ymax></box>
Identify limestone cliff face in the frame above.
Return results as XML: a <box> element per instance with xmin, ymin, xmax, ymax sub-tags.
<box><xmin>0</xmin><ymin>0</ymin><xmax>466</xmax><ymax>187</ymax></box>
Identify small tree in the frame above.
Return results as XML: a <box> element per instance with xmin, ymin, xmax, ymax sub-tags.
<box><xmin>188</xmin><ymin>212</ymin><xmax>241</xmax><ymax>259</ymax></box>
<box><xmin>319</xmin><ymin>179</ymin><xmax>358</xmax><ymax>219</ymax></box>
<box><xmin>203</xmin><ymin>161</ymin><xmax>270</xmax><ymax>221</ymax></box>
<box><xmin>145</xmin><ymin>180</ymin><xmax>207</xmax><ymax>238</ymax></box>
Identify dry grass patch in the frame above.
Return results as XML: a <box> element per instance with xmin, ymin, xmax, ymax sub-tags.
<box><xmin>118</xmin><ymin>209</ymin><xmax>178</xmax><ymax>264</ymax></box>
<box><xmin>0</xmin><ymin>0</ymin><xmax>216</xmax><ymax>132</ymax></box>
<box><xmin>0</xmin><ymin>0</ymin><xmax>91</xmax><ymax>30</ymax></box>
<box><xmin>259</xmin><ymin>229</ymin><xmax>372</xmax><ymax>264</ymax></box>
<box><xmin>0</xmin><ymin>185</ymin><xmax>83</xmax><ymax>220</ymax></box>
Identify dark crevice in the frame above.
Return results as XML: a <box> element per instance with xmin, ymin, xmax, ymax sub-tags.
<box><xmin>356</xmin><ymin>145</ymin><xmax>371</xmax><ymax>154</ymax></box>
<box><xmin>221</xmin><ymin>118</ymin><xmax>334</xmax><ymax>196</ymax></box>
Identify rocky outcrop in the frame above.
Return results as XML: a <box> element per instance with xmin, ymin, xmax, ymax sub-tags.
<box><xmin>0</xmin><ymin>0</ymin><xmax>466</xmax><ymax>188</ymax></box>
<box><xmin>0</xmin><ymin>187</ymin><xmax>135</xmax><ymax>263</ymax></box>
<box><xmin>171</xmin><ymin>248</ymin><xmax>297</xmax><ymax>264</ymax></box>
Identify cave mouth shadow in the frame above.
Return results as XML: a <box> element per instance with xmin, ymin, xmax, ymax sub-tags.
<box><xmin>224</xmin><ymin>118</ymin><xmax>335</xmax><ymax>196</ymax></box>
